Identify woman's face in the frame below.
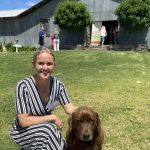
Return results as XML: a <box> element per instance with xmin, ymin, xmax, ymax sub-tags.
<box><xmin>33</xmin><ymin>52</ymin><xmax>55</xmax><ymax>79</ymax></box>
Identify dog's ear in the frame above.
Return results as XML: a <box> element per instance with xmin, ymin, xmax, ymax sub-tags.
<box><xmin>96</xmin><ymin>112</ymin><xmax>101</xmax><ymax>126</ymax></box>
<box><xmin>67</xmin><ymin>113</ymin><xmax>74</xmax><ymax>133</ymax></box>
<box><xmin>94</xmin><ymin>112</ymin><xmax>101</xmax><ymax>136</ymax></box>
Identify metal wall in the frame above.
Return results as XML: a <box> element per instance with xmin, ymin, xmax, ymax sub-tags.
<box><xmin>79</xmin><ymin>0</ymin><xmax>150</xmax><ymax>47</ymax></box>
<box><xmin>80</xmin><ymin>0</ymin><xmax>121</xmax><ymax>21</ymax></box>
<box><xmin>0</xmin><ymin>18</ymin><xmax>20</xmax><ymax>43</ymax></box>
<box><xmin>0</xmin><ymin>0</ymin><xmax>149</xmax><ymax>48</ymax></box>
<box><xmin>0</xmin><ymin>0</ymin><xmax>63</xmax><ymax>47</ymax></box>
<box><xmin>18</xmin><ymin>0</ymin><xmax>64</xmax><ymax>47</ymax></box>
<box><xmin>0</xmin><ymin>0</ymin><xmax>122</xmax><ymax>47</ymax></box>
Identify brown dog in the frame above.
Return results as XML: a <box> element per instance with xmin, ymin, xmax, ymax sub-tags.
<box><xmin>66</xmin><ymin>106</ymin><xmax>104</xmax><ymax>150</ymax></box>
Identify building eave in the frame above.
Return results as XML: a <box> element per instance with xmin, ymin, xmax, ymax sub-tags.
<box><xmin>18</xmin><ymin>0</ymin><xmax>51</xmax><ymax>17</ymax></box>
<box><xmin>0</xmin><ymin>0</ymin><xmax>51</xmax><ymax>18</ymax></box>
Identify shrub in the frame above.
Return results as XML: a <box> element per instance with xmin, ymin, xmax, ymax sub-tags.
<box><xmin>115</xmin><ymin>0</ymin><xmax>150</xmax><ymax>31</ymax></box>
<box><xmin>54</xmin><ymin>0</ymin><xmax>91</xmax><ymax>30</ymax></box>
<box><xmin>1</xmin><ymin>43</ymin><xmax>36</xmax><ymax>52</ymax></box>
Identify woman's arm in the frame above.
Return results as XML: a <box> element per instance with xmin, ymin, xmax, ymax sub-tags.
<box><xmin>63</xmin><ymin>103</ymin><xmax>78</xmax><ymax>115</ymax></box>
<box><xmin>17</xmin><ymin>113</ymin><xmax>63</xmax><ymax>129</ymax></box>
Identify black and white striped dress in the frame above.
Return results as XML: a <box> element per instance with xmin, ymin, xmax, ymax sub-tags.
<box><xmin>10</xmin><ymin>76</ymin><xmax>70</xmax><ymax>150</ymax></box>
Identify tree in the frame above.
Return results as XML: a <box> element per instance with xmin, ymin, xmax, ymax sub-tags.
<box><xmin>115</xmin><ymin>0</ymin><xmax>150</xmax><ymax>31</ymax></box>
<box><xmin>54</xmin><ymin>0</ymin><xmax>91</xmax><ymax>30</ymax></box>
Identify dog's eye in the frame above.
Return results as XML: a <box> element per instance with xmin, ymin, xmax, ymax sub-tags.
<box><xmin>89</xmin><ymin>119</ymin><xmax>95</xmax><ymax>123</ymax></box>
<box><xmin>76</xmin><ymin>119</ymin><xmax>83</xmax><ymax>123</ymax></box>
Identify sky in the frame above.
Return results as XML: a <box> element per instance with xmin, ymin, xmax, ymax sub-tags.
<box><xmin>0</xmin><ymin>0</ymin><xmax>42</xmax><ymax>10</ymax></box>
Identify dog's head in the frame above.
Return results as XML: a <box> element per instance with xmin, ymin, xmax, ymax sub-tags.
<box><xmin>68</xmin><ymin>106</ymin><xmax>101</xmax><ymax>142</ymax></box>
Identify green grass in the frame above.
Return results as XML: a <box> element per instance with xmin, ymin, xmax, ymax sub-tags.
<box><xmin>0</xmin><ymin>50</ymin><xmax>150</xmax><ymax>150</ymax></box>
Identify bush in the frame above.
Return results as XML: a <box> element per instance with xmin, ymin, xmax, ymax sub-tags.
<box><xmin>54</xmin><ymin>0</ymin><xmax>91</xmax><ymax>30</ymax></box>
<box><xmin>0</xmin><ymin>43</ymin><xmax>2</xmax><ymax>52</ymax></box>
<box><xmin>5</xmin><ymin>43</ymin><xmax>16</xmax><ymax>52</ymax></box>
<box><xmin>0</xmin><ymin>43</ymin><xmax>36</xmax><ymax>52</ymax></box>
<box><xmin>18</xmin><ymin>46</ymin><xmax>36</xmax><ymax>52</ymax></box>
<box><xmin>115</xmin><ymin>0</ymin><xmax>150</xmax><ymax>31</ymax></box>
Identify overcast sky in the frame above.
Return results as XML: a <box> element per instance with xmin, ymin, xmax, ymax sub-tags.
<box><xmin>0</xmin><ymin>0</ymin><xmax>42</xmax><ymax>10</ymax></box>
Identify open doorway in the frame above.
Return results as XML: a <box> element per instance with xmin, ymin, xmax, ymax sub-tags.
<box><xmin>102</xmin><ymin>20</ymin><xmax>118</xmax><ymax>45</ymax></box>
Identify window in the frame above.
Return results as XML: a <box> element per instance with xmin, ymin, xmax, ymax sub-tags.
<box><xmin>40</xmin><ymin>19</ymin><xmax>49</xmax><ymax>34</ymax></box>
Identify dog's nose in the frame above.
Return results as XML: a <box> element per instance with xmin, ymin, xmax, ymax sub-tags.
<box><xmin>83</xmin><ymin>133</ymin><xmax>90</xmax><ymax>140</ymax></box>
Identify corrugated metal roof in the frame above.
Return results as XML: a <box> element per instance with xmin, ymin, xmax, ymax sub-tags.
<box><xmin>0</xmin><ymin>0</ymin><xmax>51</xmax><ymax>18</ymax></box>
<box><xmin>0</xmin><ymin>9</ymin><xmax>27</xmax><ymax>18</ymax></box>
<box><xmin>18</xmin><ymin>0</ymin><xmax>50</xmax><ymax>17</ymax></box>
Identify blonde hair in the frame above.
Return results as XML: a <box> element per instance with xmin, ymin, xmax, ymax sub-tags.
<box><xmin>32</xmin><ymin>47</ymin><xmax>55</xmax><ymax>65</ymax></box>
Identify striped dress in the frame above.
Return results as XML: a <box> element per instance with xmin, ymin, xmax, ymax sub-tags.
<box><xmin>10</xmin><ymin>76</ymin><xmax>71</xmax><ymax>150</ymax></box>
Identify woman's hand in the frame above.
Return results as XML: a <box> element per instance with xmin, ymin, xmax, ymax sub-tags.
<box><xmin>63</xmin><ymin>103</ymin><xmax>78</xmax><ymax>115</ymax></box>
<box><xmin>51</xmin><ymin>114</ymin><xmax>63</xmax><ymax>130</ymax></box>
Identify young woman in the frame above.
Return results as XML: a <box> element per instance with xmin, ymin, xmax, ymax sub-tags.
<box><xmin>10</xmin><ymin>47</ymin><xmax>77</xmax><ymax>150</ymax></box>
<box><xmin>100</xmin><ymin>26</ymin><xmax>107</xmax><ymax>46</ymax></box>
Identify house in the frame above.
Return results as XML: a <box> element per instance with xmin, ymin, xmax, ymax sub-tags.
<box><xmin>0</xmin><ymin>0</ymin><xmax>150</xmax><ymax>49</ymax></box>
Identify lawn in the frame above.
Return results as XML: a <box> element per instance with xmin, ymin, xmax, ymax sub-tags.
<box><xmin>0</xmin><ymin>49</ymin><xmax>150</xmax><ymax>150</ymax></box>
